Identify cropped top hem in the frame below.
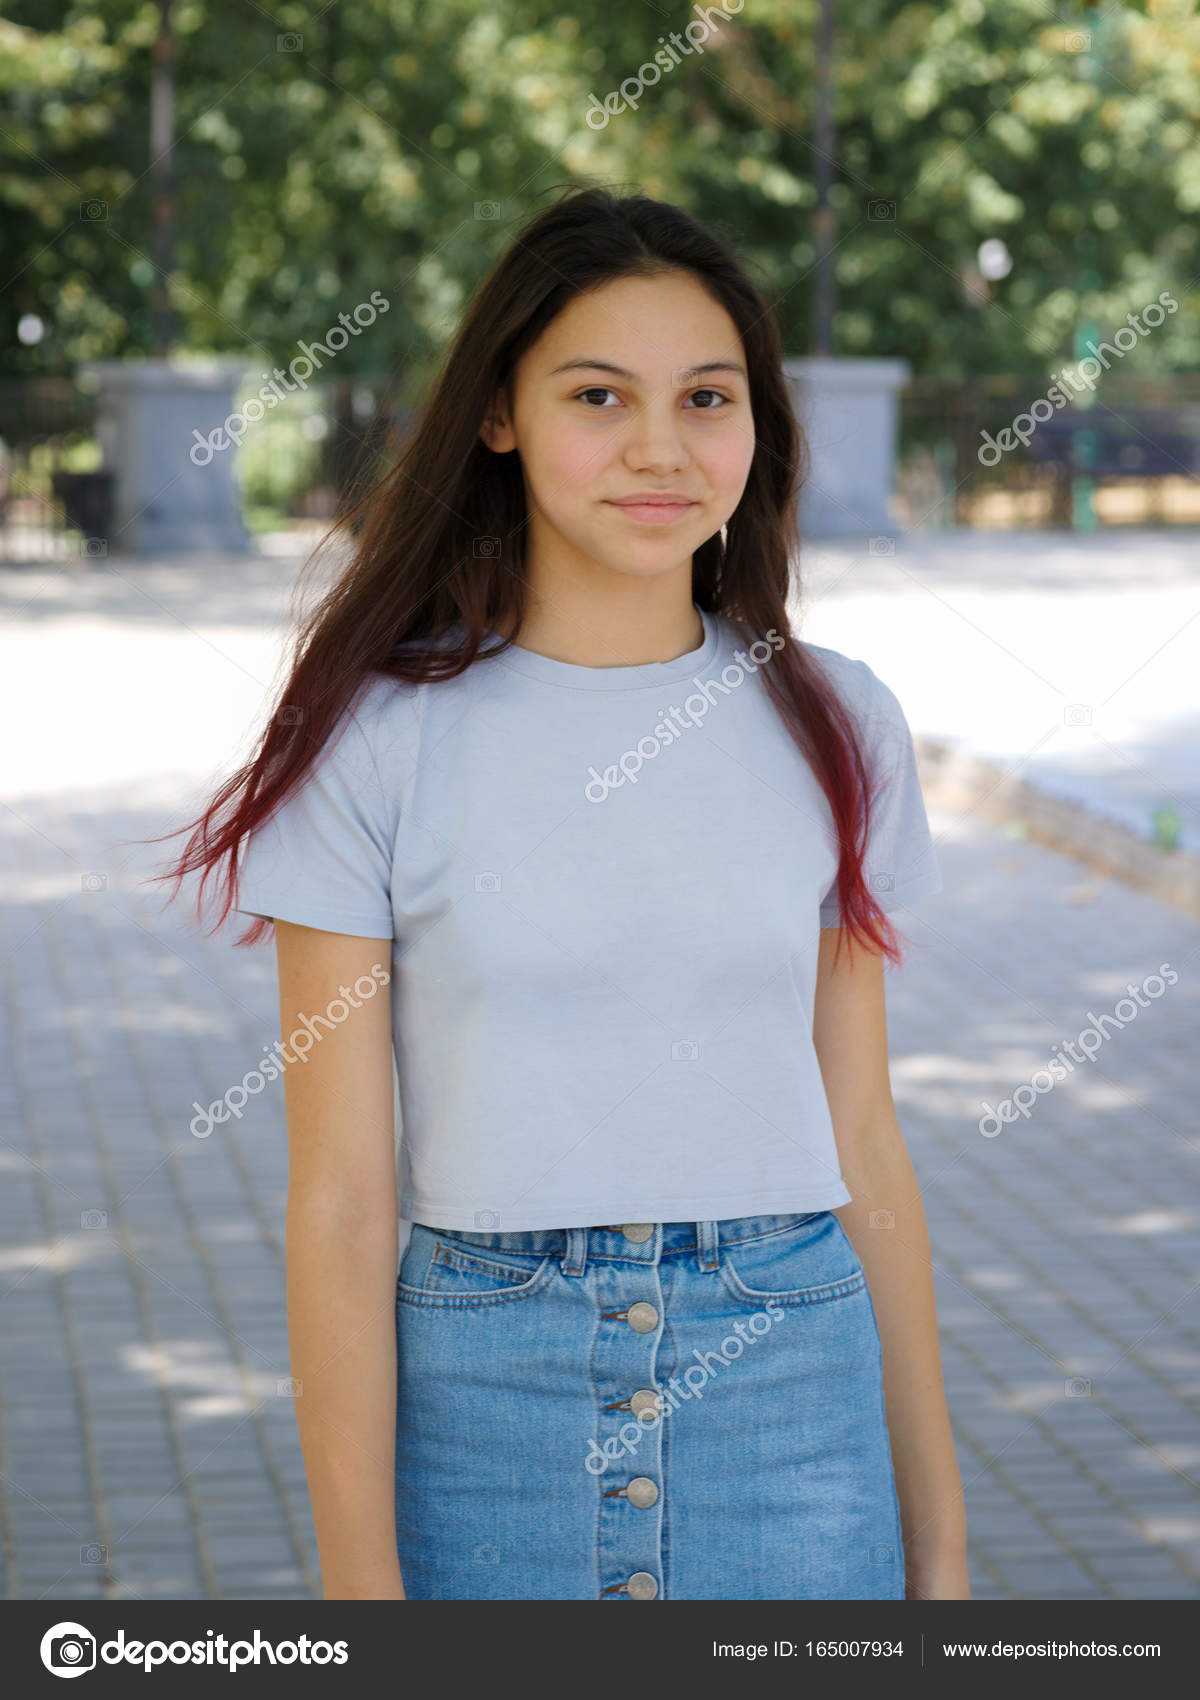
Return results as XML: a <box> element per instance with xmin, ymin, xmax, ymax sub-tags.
<box><xmin>401</xmin><ymin>1179</ymin><xmax>854</xmax><ymax>1233</ymax></box>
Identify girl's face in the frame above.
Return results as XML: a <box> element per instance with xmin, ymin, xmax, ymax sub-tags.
<box><xmin>481</xmin><ymin>269</ymin><xmax>756</xmax><ymax>589</ymax></box>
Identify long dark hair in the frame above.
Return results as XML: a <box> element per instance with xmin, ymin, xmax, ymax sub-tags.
<box><xmin>158</xmin><ymin>185</ymin><xmax>905</xmax><ymax>967</ymax></box>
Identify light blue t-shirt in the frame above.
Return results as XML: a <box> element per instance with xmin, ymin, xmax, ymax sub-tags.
<box><xmin>236</xmin><ymin>607</ymin><xmax>942</xmax><ymax>1230</ymax></box>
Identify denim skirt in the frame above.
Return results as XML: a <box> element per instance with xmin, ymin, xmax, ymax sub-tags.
<box><xmin>394</xmin><ymin>1210</ymin><xmax>904</xmax><ymax>1600</ymax></box>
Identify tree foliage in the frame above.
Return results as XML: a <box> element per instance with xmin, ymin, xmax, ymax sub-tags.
<box><xmin>1</xmin><ymin>0</ymin><xmax>1196</xmax><ymax>387</ymax></box>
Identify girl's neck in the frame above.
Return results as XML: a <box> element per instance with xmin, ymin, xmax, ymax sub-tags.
<box><xmin>496</xmin><ymin>583</ymin><xmax>704</xmax><ymax>671</ymax></box>
<box><xmin>501</xmin><ymin>605</ymin><xmax>705</xmax><ymax>670</ymax></box>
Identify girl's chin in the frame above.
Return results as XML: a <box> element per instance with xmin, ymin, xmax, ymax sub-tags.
<box><xmin>528</xmin><ymin>523</ymin><xmax>702</xmax><ymax>577</ymax></box>
<box><xmin>593</xmin><ymin>553</ymin><xmax>697</xmax><ymax>579</ymax></box>
<box><xmin>589</xmin><ymin>528</ymin><xmax>704</xmax><ymax>567</ymax></box>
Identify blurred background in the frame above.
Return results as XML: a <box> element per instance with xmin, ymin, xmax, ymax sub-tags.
<box><xmin>3</xmin><ymin>0</ymin><xmax>1200</xmax><ymax>551</ymax></box>
<box><xmin>1</xmin><ymin>0</ymin><xmax>1199</xmax><ymax>1606</ymax></box>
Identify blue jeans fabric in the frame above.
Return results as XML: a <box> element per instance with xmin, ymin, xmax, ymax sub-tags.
<box><xmin>394</xmin><ymin>1210</ymin><xmax>905</xmax><ymax>1600</ymax></box>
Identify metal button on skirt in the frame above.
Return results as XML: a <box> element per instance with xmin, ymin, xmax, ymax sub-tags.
<box><xmin>393</xmin><ymin>1211</ymin><xmax>905</xmax><ymax>1600</ymax></box>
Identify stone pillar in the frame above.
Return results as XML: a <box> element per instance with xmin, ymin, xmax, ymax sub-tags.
<box><xmin>782</xmin><ymin>356</ymin><xmax>911</xmax><ymax>538</ymax></box>
<box><xmin>79</xmin><ymin>359</ymin><xmax>253</xmax><ymax>555</ymax></box>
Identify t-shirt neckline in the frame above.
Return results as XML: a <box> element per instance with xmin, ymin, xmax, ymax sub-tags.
<box><xmin>484</xmin><ymin>606</ymin><xmax>722</xmax><ymax>691</ymax></box>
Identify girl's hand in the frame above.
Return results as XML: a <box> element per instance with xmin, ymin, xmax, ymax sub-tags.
<box><xmin>323</xmin><ymin>1567</ymin><xmax>407</xmax><ymax>1600</ymax></box>
<box><xmin>905</xmin><ymin>1553</ymin><xmax>972</xmax><ymax>1600</ymax></box>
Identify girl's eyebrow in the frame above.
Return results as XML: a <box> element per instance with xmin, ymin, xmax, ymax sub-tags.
<box><xmin>548</xmin><ymin>358</ymin><xmax>747</xmax><ymax>381</ymax></box>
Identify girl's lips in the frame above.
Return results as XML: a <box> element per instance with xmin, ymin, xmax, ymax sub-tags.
<box><xmin>605</xmin><ymin>499</ymin><xmax>697</xmax><ymax>525</ymax></box>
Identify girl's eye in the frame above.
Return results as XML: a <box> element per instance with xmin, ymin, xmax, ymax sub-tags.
<box><xmin>573</xmin><ymin>387</ymin><xmax>732</xmax><ymax>410</ymax></box>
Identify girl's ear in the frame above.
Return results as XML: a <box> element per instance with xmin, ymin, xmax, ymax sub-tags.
<box><xmin>480</xmin><ymin>391</ymin><xmax>516</xmax><ymax>454</ymax></box>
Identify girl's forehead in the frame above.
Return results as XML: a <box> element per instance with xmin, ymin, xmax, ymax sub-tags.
<box><xmin>528</xmin><ymin>276</ymin><xmax>744</xmax><ymax>366</ymax></box>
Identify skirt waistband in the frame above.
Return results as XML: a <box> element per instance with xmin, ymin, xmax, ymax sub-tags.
<box><xmin>411</xmin><ymin>1210</ymin><xmax>823</xmax><ymax>1265</ymax></box>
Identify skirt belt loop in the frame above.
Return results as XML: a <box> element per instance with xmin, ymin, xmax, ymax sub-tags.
<box><xmin>561</xmin><ymin>1225</ymin><xmax>588</xmax><ymax>1276</ymax></box>
<box><xmin>696</xmin><ymin>1219</ymin><xmax>720</xmax><ymax>1272</ymax></box>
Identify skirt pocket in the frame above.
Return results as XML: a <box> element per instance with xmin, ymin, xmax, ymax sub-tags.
<box><xmin>717</xmin><ymin>1211</ymin><xmax>866</xmax><ymax>1308</ymax></box>
<box><xmin>396</xmin><ymin>1225</ymin><xmax>556</xmax><ymax>1309</ymax></box>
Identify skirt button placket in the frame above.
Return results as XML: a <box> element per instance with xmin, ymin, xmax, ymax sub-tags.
<box><xmin>595</xmin><ymin>1224</ymin><xmax>664</xmax><ymax>1599</ymax></box>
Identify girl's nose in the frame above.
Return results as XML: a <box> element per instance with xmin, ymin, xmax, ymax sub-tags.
<box><xmin>622</xmin><ymin>399</ymin><xmax>691</xmax><ymax>474</ymax></box>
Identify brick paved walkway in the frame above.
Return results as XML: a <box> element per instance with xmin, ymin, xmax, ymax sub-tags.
<box><xmin>1</xmin><ymin>545</ymin><xmax>1197</xmax><ymax>1600</ymax></box>
<box><xmin>796</xmin><ymin>526</ymin><xmax>1200</xmax><ymax>854</ymax></box>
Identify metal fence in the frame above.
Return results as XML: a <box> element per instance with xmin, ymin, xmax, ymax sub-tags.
<box><xmin>0</xmin><ymin>376</ymin><xmax>413</xmax><ymax>563</ymax></box>
<box><xmin>239</xmin><ymin>379</ymin><xmax>414</xmax><ymax>532</ymax></box>
<box><xmin>0</xmin><ymin>380</ymin><xmax>106</xmax><ymax>562</ymax></box>
<box><xmin>896</xmin><ymin>374</ymin><xmax>1200</xmax><ymax>530</ymax></box>
<box><xmin>4</xmin><ymin>371</ymin><xmax>1199</xmax><ymax>562</ymax></box>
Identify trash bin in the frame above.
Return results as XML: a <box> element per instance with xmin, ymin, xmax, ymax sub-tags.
<box><xmin>52</xmin><ymin>469</ymin><xmax>115</xmax><ymax>543</ymax></box>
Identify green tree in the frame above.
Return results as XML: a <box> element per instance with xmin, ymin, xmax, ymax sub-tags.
<box><xmin>2</xmin><ymin>0</ymin><xmax>1195</xmax><ymax>386</ymax></box>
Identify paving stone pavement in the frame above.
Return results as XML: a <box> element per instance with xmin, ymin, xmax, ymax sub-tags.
<box><xmin>794</xmin><ymin>527</ymin><xmax>1200</xmax><ymax>854</ymax></box>
<box><xmin>1</xmin><ymin>546</ymin><xmax>1198</xmax><ymax>1600</ymax></box>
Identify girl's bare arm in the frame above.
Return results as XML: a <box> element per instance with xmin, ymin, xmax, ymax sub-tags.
<box><xmin>274</xmin><ymin>919</ymin><xmax>406</xmax><ymax>1599</ymax></box>
<box><xmin>813</xmin><ymin>928</ymin><xmax>971</xmax><ymax>1601</ymax></box>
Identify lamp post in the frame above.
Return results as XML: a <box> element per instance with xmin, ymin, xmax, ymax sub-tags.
<box><xmin>151</xmin><ymin>0</ymin><xmax>176</xmax><ymax>357</ymax></box>
<box><xmin>812</xmin><ymin>0</ymin><xmax>835</xmax><ymax>358</ymax></box>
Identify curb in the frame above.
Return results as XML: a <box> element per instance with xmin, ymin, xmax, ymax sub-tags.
<box><xmin>916</xmin><ymin>737</ymin><xmax>1200</xmax><ymax>923</ymax></box>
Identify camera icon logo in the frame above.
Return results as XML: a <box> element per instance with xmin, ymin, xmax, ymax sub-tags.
<box><xmin>671</xmin><ymin>1040</ymin><xmax>699</xmax><ymax>1061</ymax></box>
<box><xmin>474</xmin><ymin>871</ymin><xmax>501</xmax><ymax>892</ymax></box>
<box><xmin>473</xmin><ymin>536</ymin><xmax>501</xmax><ymax>557</ymax></box>
<box><xmin>41</xmin><ymin>1622</ymin><xmax>96</xmax><ymax>1677</ymax></box>
<box><xmin>474</xmin><ymin>1208</ymin><xmax>501</xmax><ymax>1229</ymax></box>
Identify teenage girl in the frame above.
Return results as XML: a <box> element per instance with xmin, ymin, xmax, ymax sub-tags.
<box><xmin>165</xmin><ymin>187</ymin><xmax>968</xmax><ymax>1601</ymax></box>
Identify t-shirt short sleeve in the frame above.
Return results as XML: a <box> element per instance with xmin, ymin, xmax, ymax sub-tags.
<box><xmin>235</xmin><ymin>680</ymin><xmax>400</xmax><ymax>938</ymax></box>
<box><xmin>819</xmin><ymin>661</ymin><xmax>943</xmax><ymax>928</ymax></box>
